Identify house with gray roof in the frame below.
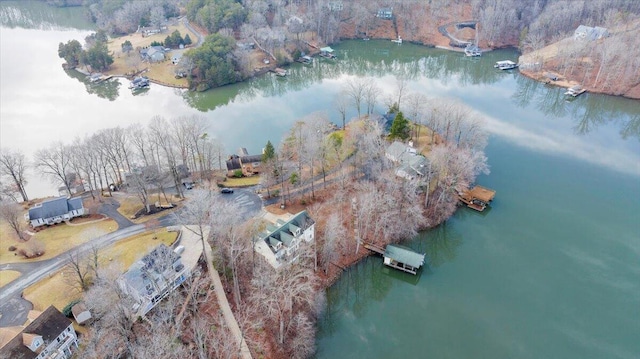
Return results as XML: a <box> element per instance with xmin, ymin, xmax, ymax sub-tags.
<box><xmin>254</xmin><ymin>211</ymin><xmax>315</xmax><ymax>269</ymax></box>
<box><xmin>0</xmin><ymin>306</ymin><xmax>78</xmax><ymax>359</ymax></box>
<box><xmin>118</xmin><ymin>244</ymin><xmax>190</xmax><ymax>317</ymax></box>
<box><xmin>140</xmin><ymin>46</ymin><xmax>166</xmax><ymax>62</ymax></box>
<box><xmin>385</xmin><ymin>141</ymin><xmax>430</xmax><ymax>180</ymax></box>
<box><xmin>27</xmin><ymin>197</ymin><xmax>84</xmax><ymax>228</ymax></box>
<box><xmin>574</xmin><ymin>25</ymin><xmax>609</xmax><ymax>41</ymax></box>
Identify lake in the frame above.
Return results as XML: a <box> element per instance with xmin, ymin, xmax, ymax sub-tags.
<box><xmin>1</xmin><ymin>2</ymin><xmax>639</xmax><ymax>358</ymax></box>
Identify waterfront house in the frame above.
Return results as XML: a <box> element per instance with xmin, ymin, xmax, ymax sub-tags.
<box><xmin>383</xmin><ymin>244</ymin><xmax>425</xmax><ymax>275</ymax></box>
<box><xmin>118</xmin><ymin>244</ymin><xmax>190</xmax><ymax>317</ymax></box>
<box><xmin>385</xmin><ymin>141</ymin><xmax>430</xmax><ymax>180</ymax></box>
<box><xmin>376</xmin><ymin>7</ymin><xmax>393</xmax><ymax>19</ymax></box>
<box><xmin>254</xmin><ymin>211</ymin><xmax>315</xmax><ymax>269</ymax></box>
<box><xmin>140</xmin><ymin>46</ymin><xmax>166</xmax><ymax>63</ymax></box>
<box><xmin>574</xmin><ymin>25</ymin><xmax>609</xmax><ymax>41</ymax></box>
<box><xmin>27</xmin><ymin>197</ymin><xmax>84</xmax><ymax>228</ymax></box>
<box><xmin>0</xmin><ymin>306</ymin><xmax>78</xmax><ymax>359</ymax></box>
<box><xmin>225</xmin><ymin>149</ymin><xmax>263</xmax><ymax>177</ymax></box>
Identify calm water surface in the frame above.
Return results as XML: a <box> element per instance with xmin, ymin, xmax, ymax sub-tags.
<box><xmin>1</xmin><ymin>3</ymin><xmax>639</xmax><ymax>358</ymax></box>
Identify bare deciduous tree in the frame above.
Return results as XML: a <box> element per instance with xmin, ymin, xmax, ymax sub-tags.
<box><xmin>34</xmin><ymin>142</ymin><xmax>73</xmax><ymax>196</ymax></box>
<box><xmin>0</xmin><ymin>200</ymin><xmax>26</xmax><ymax>240</ymax></box>
<box><xmin>0</xmin><ymin>148</ymin><xmax>29</xmax><ymax>202</ymax></box>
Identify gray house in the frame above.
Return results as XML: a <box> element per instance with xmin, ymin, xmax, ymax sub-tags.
<box><xmin>385</xmin><ymin>141</ymin><xmax>430</xmax><ymax>180</ymax></box>
<box><xmin>119</xmin><ymin>244</ymin><xmax>190</xmax><ymax>317</ymax></box>
<box><xmin>27</xmin><ymin>197</ymin><xmax>84</xmax><ymax>228</ymax></box>
<box><xmin>140</xmin><ymin>46</ymin><xmax>166</xmax><ymax>62</ymax></box>
<box><xmin>574</xmin><ymin>25</ymin><xmax>609</xmax><ymax>41</ymax></box>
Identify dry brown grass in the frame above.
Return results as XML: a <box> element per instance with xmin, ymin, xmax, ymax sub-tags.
<box><xmin>22</xmin><ymin>228</ymin><xmax>177</xmax><ymax>313</ymax></box>
<box><xmin>0</xmin><ymin>220</ymin><xmax>117</xmax><ymax>264</ymax></box>
<box><xmin>23</xmin><ymin>270</ymin><xmax>79</xmax><ymax>312</ymax></box>
<box><xmin>0</xmin><ymin>270</ymin><xmax>21</xmax><ymax>288</ymax></box>
<box><xmin>104</xmin><ymin>22</ymin><xmax>197</xmax><ymax>87</ymax></box>
<box><xmin>220</xmin><ymin>176</ymin><xmax>261</xmax><ymax>187</ymax></box>
<box><xmin>115</xmin><ymin>193</ymin><xmax>180</xmax><ymax>224</ymax></box>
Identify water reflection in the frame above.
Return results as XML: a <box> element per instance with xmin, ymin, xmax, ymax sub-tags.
<box><xmin>415</xmin><ymin>221</ymin><xmax>463</xmax><ymax>268</ymax></box>
<box><xmin>512</xmin><ymin>72</ymin><xmax>639</xmax><ymax>141</ymax></box>
<box><xmin>64</xmin><ymin>69</ymin><xmax>120</xmax><ymax>101</ymax></box>
<box><xmin>0</xmin><ymin>1</ymin><xmax>93</xmax><ymax>30</ymax></box>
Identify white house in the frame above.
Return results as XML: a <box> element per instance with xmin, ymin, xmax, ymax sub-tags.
<box><xmin>254</xmin><ymin>211</ymin><xmax>315</xmax><ymax>269</ymax></box>
<box><xmin>0</xmin><ymin>306</ymin><xmax>78</xmax><ymax>359</ymax></box>
<box><xmin>119</xmin><ymin>244</ymin><xmax>190</xmax><ymax>317</ymax></box>
<box><xmin>27</xmin><ymin>197</ymin><xmax>84</xmax><ymax>228</ymax></box>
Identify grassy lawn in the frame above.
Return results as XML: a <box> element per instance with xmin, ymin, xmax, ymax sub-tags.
<box><xmin>0</xmin><ymin>270</ymin><xmax>21</xmax><ymax>288</ymax></box>
<box><xmin>22</xmin><ymin>228</ymin><xmax>178</xmax><ymax>313</ymax></box>
<box><xmin>116</xmin><ymin>194</ymin><xmax>180</xmax><ymax>224</ymax></box>
<box><xmin>105</xmin><ymin>22</ymin><xmax>197</xmax><ymax>87</ymax></box>
<box><xmin>23</xmin><ymin>270</ymin><xmax>80</xmax><ymax>312</ymax></box>
<box><xmin>220</xmin><ymin>176</ymin><xmax>261</xmax><ymax>187</ymax></box>
<box><xmin>0</xmin><ymin>220</ymin><xmax>117</xmax><ymax>265</ymax></box>
<box><xmin>99</xmin><ymin>228</ymin><xmax>178</xmax><ymax>269</ymax></box>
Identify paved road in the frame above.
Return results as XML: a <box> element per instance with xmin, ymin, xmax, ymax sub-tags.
<box><xmin>218</xmin><ymin>187</ymin><xmax>263</xmax><ymax>221</ymax></box>
<box><xmin>0</xmin><ymin>224</ymin><xmax>146</xmax><ymax>327</ymax></box>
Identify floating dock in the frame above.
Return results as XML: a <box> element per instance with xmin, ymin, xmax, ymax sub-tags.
<box><xmin>564</xmin><ymin>85</ymin><xmax>586</xmax><ymax>97</ymax></box>
<box><xmin>458</xmin><ymin>185</ymin><xmax>496</xmax><ymax>211</ymax></box>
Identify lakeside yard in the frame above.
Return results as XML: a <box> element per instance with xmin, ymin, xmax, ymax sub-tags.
<box><xmin>103</xmin><ymin>21</ymin><xmax>197</xmax><ymax>87</ymax></box>
<box><xmin>23</xmin><ymin>228</ymin><xmax>178</xmax><ymax>312</ymax></box>
<box><xmin>0</xmin><ymin>219</ymin><xmax>116</xmax><ymax>265</ymax></box>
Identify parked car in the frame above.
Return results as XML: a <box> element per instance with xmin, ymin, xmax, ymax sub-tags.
<box><xmin>220</xmin><ymin>188</ymin><xmax>234</xmax><ymax>194</ymax></box>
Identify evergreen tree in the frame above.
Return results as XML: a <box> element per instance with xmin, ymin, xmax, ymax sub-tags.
<box><xmin>58</xmin><ymin>39</ymin><xmax>83</xmax><ymax>67</ymax></box>
<box><xmin>184</xmin><ymin>34</ymin><xmax>192</xmax><ymax>45</ymax></box>
<box><xmin>389</xmin><ymin>111</ymin><xmax>410</xmax><ymax>140</ymax></box>
<box><xmin>262</xmin><ymin>140</ymin><xmax>275</xmax><ymax>162</ymax></box>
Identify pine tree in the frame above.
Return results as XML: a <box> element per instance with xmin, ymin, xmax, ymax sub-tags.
<box><xmin>389</xmin><ymin>111</ymin><xmax>410</xmax><ymax>140</ymax></box>
<box><xmin>262</xmin><ymin>140</ymin><xmax>275</xmax><ymax>162</ymax></box>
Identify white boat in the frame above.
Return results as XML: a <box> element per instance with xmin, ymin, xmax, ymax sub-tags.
<box><xmin>494</xmin><ymin>60</ymin><xmax>518</xmax><ymax>70</ymax></box>
<box><xmin>391</xmin><ymin>36</ymin><xmax>402</xmax><ymax>44</ymax></box>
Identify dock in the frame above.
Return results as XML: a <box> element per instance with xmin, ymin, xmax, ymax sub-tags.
<box><xmin>458</xmin><ymin>185</ymin><xmax>496</xmax><ymax>211</ymax></box>
<box><xmin>271</xmin><ymin>68</ymin><xmax>287</xmax><ymax>77</ymax></box>
<box><xmin>564</xmin><ymin>85</ymin><xmax>586</xmax><ymax>97</ymax></box>
<box><xmin>363</xmin><ymin>242</ymin><xmax>425</xmax><ymax>275</ymax></box>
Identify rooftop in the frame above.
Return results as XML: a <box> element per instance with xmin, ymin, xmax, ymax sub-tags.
<box><xmin>384</xmin><ymin>244</ymin><xmax>425</xmax><ymax>269</ymax></box>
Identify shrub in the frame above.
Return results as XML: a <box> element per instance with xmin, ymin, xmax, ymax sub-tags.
<box><xmin>62</xmin><ymin>299</ymin><xmax>81</xmax><ymax>318</ymax></box>
<box><xmin>8</xmin><ymin>245</ymin><xmax>16</xmax><ymax>252</ymax></box>
<box><xmin>233</xmin><ymin>169</ymin><xmax>243</xmax><ymax>178</ymax></box>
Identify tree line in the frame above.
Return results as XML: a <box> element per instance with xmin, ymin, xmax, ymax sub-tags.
<box><xmin>58</xmin><ymin>30</ymin><xmax>113</xmax><ymax>72</ymax></box>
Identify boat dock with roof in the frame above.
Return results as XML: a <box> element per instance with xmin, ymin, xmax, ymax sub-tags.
<box><xmin>458</xmin><ymin>185</ymin><xmax>496</xmax><ymax>211</ymax></box>
<box><xmin>363</xmin><ymin>242</ymin><xmax>426</xmax><ymax>275</ymax></box>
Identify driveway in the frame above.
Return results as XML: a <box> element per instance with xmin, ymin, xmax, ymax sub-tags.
<box><xmin>218</xmin><ymin>187</ymin><xmax>263</xmax><ymax>221</ymax></box>
<box><xmin>0</xmin><ymin>224</ymin><xmax>145</xmax><ymax>327</ymax></box>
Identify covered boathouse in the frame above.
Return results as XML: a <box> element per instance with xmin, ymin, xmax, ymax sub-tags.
<box><xmin>383</xmin><ymin>244</ymin><xmax>426</xmax><ymax>275</ymax></box>
<box><xmin>458</xmin><ymin>185</ymin><xmax>496</xmax><ymax>212</ymax></box>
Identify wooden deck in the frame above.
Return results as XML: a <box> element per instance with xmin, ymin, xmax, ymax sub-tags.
<box><xmin>458</xmin><ymin>185</ymin><xmax>496</xmax><ymax>212</ymax></box>
<box><xmin>363</xmin><ymin>243</ymin><xmax>385</xmax><ymax>255</ymax></box>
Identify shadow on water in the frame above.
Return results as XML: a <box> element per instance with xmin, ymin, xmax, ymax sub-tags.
<box><xmin>64</xmin><ymin>69</ymin><xmax>121</xmax><ymax>101</ymax></box>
